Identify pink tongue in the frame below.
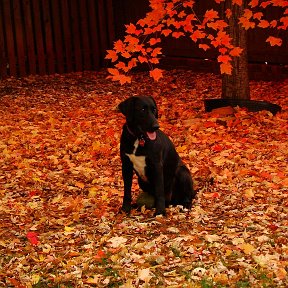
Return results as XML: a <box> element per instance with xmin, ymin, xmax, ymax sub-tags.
<box><xmin>147</xmin><ymin>131</ymin><xmax>156</xmax><ymax>140</ymax></box>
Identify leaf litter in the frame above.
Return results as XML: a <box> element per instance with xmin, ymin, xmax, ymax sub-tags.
<box><xmin>0</xmin><ymin>70</ymin><xmax>287</xmax><ymax>287</ymax></box>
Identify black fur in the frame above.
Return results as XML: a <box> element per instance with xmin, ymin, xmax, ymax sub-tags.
<box><xmin>119</xmin><ymin>96</ymin><xmax>195</xmax><ymax>216</ymax></box>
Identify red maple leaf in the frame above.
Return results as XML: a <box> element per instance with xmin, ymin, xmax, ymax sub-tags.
<box><xmin>149</xmin><ymin>38</ymin><xmax>161</xmax><ymax>45</ymax></box>
<box><xmin>249</xmin><ymin>0</ymin><xmax>259</xmax><ymax>8</ymax></box>
<box><xmin>114</xmin><ymin>40</ymin><xmax>126</xmax><ymax>53</ymax></box>
<box><xmin>199</xmin><ymin>44</ymin><xmax>210</xmax><ymax>51</ymax></box>
<box><xmin>266</xmin><ymin>36</ymin><xmax>282</xmax><ymax>46</ymax></box>
<box><xmin>105</xmin><ymin>50</ymin><xmax>118</xmax><ymax>62</ymax></box>
<box><xmin>229</xmin><ymin>47</ymin><xmax>243</xmax><ymax>56</ymax></box>
<box><xmin>27</xmin><ymin>231</ymin><xmax>39</xmax><ymax>246</ymax></box>
<box><xmin>204</xmin><ymin>9</ymin><xmax>219</xmax><ymax>22</ymax></box>
<box><xmin>150</xmin><ymin>68</ymin><xmax>163</xmax><ymax>81</ymax></box>
<box><xmin>162</xmin><ymin>29</ymin><xmax>172</xmax><ymax>36</ymax></box>
<box><xmin>220</xmin><ymin>62</ymin><xmax>233</xmax><ymax>74</ymax></box>
<box><xmin>233</xmin><ymin>0</ymin><xmax>243</xmax><ymax>5</ymax></box>
<box><xmin>258</xmin><ymin>20</ymin><xmax>270</xmax><ymax>28</ymax></box>
<box><xmin>172</xmin><ymin>31</ymin><xmax>185</xmax><ymax>38</ymax></box>
<box><xmin>125</xmin><ymin>23</ymin><xmax>137</xmax><ymax>34</ymax></box>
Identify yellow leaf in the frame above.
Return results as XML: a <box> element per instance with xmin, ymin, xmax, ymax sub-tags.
<box><xmin>86</xmin><ymin>275</ymin><xmax>100</xmax><ymax>284</ymax></box>
<box><xmin>244</xmin><ymin>188</ymin><xmax>254</xmax><ymax>198</ymax></box>
<box><xmin>88</xmin><ymin>187</ymin><xmax>98</xmax><ymax>197</ymax></box>
<box><xmin>239</xmin><ymin>243</ymin><xmax>255</xmax><ymax>254</ymax></box>
<box><xmin>64</xmin><ymin>226</ymin><xmax>74</xmax><ymax>232</ymax></box>
<box><xmin>31</xmin><ymin>274</ymin><xmax>41</xmax><ymax>285</ymax></box>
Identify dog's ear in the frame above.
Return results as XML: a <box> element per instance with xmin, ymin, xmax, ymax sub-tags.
<box><xmin>118</xmin><ymin>97</ymin><xmax>136</xmax><ymax>121</ymax></box>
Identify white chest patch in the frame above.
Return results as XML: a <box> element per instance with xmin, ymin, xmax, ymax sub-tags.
<box><xmin>126</xmin><ymin>139</ymin><xmax>147</xmax><ymax>181</ymax></box>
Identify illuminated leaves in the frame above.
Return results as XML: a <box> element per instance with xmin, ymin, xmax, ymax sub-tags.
<box><xmin>229</xmin><ymin>46</ymin><xmax>243</xmax><ymax>56</ymax></box>
<box><xmin>105</xmin><ymin>50</ymin><xmax>118</xmax><ymax>62</ymax></box>
<box><xmin>26</xmin><ymin>232</ymin><xmax>39</xmax><ymax>246</ymax></box>
<box><xmin>266</xmin><ymin>36</ymin><xmax>283</xmax><ymax>46</ymax></box>
<box><xmin>220</xmin><ymin>62</ymin><xmax>233</xmax><ymax>74</ymax></box>
<box><xmin>149</xmin><ymin>68</ymin><xmax>163</xmax><ymax>81</ymax></box>
<box><xmin>107</xmin><ymin>68</ymin><xmax>132</xmax><ymax>85</ymax></box>
<box><xmin>0</xmin><ymin>71</ymin><xmax>288</xmax><ymax>287</ymax></box>
<box><xmin>106</xmin><ymin>0</ymin><xmax>288</xmax><ymax>84</ymax></box>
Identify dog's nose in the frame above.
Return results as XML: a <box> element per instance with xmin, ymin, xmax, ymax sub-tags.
<box><xmin>151</xmin><ymin>122</ymin><xmax>160</xmax><ymax>131</ymax></box>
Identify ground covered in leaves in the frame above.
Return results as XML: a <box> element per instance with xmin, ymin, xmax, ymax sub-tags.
<box><xmin>0</xmin><ymin>70</ymin><xmax>287</xmax><ymax>288</ymax></box>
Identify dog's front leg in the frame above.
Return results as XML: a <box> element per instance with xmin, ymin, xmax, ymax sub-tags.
<box><xmin>154</xmin><ymin>163</ymin><xmax>166</xmax><ymax>216</ymax></box>
<box><xmin>121</xmin><ymin>157</ymin><xmax>134</xmax><ymax>214</ymax></box>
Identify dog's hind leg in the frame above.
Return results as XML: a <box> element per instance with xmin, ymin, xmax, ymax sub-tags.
<box><xmin>171</xmin><ymin>164</ymin><xmax>195</xmax><ymax>209</ymax></box>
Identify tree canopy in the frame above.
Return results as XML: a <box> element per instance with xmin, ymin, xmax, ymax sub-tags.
<box><xmin>106</xmin><ymin>0</ymin><xmax>288</xmax><ymax>84</ymax></box>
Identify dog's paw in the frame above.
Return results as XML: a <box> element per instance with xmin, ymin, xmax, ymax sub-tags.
<box><xmin>154</xmin><ymin>209</ymin><xmax>166</xmax><ymax>217</ymax></box>
<box><xmin>120</xmin><ymin>204</ymin><xmax>131</xmax><ymax>214</ymax></box>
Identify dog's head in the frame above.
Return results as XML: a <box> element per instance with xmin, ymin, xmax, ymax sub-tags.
<box><xmin>118</xmin><ymin>96</ymin><xmax>159</xmax><ymax>140</ymax></box>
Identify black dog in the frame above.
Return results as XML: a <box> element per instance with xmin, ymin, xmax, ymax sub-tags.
<box><xmin>118</xmin><ymin>96</ymin><xmax>195</xmax><ymax>216</ymax></box>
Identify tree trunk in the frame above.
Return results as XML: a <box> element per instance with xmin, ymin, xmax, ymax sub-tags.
<box><xmin>221</xmin><ymin>0</ymin><xmax>250</xmax><ymax>99</ymax></box>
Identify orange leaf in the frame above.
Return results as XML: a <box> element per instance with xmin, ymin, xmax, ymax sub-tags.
<box><xmin>120</xmin><ymin>51</ymin><xmax>130</xmax><ymax>58</ymax></box>
<box><xmin>199</xmin><ymin>44</ymin><xmax>210</xmax><ymax>51</ymax></box>
<box><xmin>105</xmin><ymin>50</ymin><xmax>118</xmax><ymax>62</ymax></box>
<box><xmin>258</xmin><ymin>20</ymin><xmax>270</xmax><ymax>28</ymax></box>
<box><xmin>149</xmin><ymin>38</ymin><xmax>161</xmax><ymax>45</ymax></box>
<box><xmin>225</xmin><ymin>9</ymin><xmax>232</xmax><ymax>19</ymax></box>
<box><xmin>219</xmin><ymin>47</ymin><xmax>228</xmax><ymax>54</ymax></box>
<box><xmin>162</xmin><ymin>29</ymin><xmax>172</xmax><ymax>36</ymax></box>
<box><xmin>75</xmin><ymin>182</ymin><xmax>85</xmax><ymax>189</ymax></box>
<box><xmin>270</xmin><ymin>20</ymin><xmax>277</xmax><ymax>28</ymax></box>
<box><xmin>124</xmin><ymin>35</ymin><xmax>139</xmax><ymax>46</ymax></box>
<box><xmin>266</xmin><ymin>36</ymin><xmax>282</xmax><ymax>46</ymax></box>
<box><xmin>107</xmin><ymin>68</ymin><xmax>120</xmax><ymax>76</ymax></box>
<box><xmin>232</xmin><ymin>0</ymin><xmax>243</xmax><ymax>5</ymax></box>
<box><xmin>138</xmin><ymin>56</ymin><xmax>148</xmax><ymax>63</ymax></box>
<box><xmin>107</xmin><ymin>68</ymin><xmax>131</xmax><ymax>85</ymax></box>
<box><xmin>207</xmin><ymin>20</ymin><xmax>228</xmax><ymax>30</ymax></box>
<box><xmin>212</xmin><ymin>144</ymin><xmax>223</xmax><ymax>152</ymax></box>
<box><xmin>151</xmin><ymin>47</ymin><xmax>162</xmax><ymax>57</ymax></box>
<box><xmin>204</xmin><ymin>9</ymin><xmax>219</xmax><ymax>21</ymax></box>
<box><xmin>149</xmin><ymin>58</ymin><xmax>159</xmax><ymax>64</ymax></box>
<box><xmin>229</xmin><ymin>47</ymin><xmax>243</xmax><ymax>56</ymax></box>
<box><xmin>114</xmin><ymin>40</ymin><xmax>125</xmax><ymax>53</ymax></box>
<box><xmin>249</xmin><ymin>0</ymin><xmax>259</xmax><ymax>8</ymax></box>
<box><xmin>279</xmin><ymin>16</ymin><xmax>288</xmax><ymax>29</ymax></box>
<box><xmin>220</xmin><ymin>62</ymin><xmax>232</xmax><ymax>74</ymax></box>
<box><xmin>178</xmin><ymin>10</ymin><xmax>187</xmax><ymax>18</ymax></box>
<box><xmin>217</xmin><ymin>54</ymin><xmax>232</xmax><ymax>63</ymax></box>
<box><xmin>172</xmin><ymin>31</ymin><xmax>184</xmax><ymax>38</ymax></box>
<box><xmin>118</xmin><ymin>75</ymin><xmax>132</xmax><ymax>85</ymax></box>
<box><xmin>253</xmin><ymin>12</ymin><xmax>263</xmax><ymax>20</ymax></box>
<box><xmin>190</xmin><ymin>30</ymin><xmax>206</xmax><ymax>42</ymax></box>
<box><xmin>128</xmin><ymin>58</ymin><xmax>137</xmax><ymax>69</ymax></box>
<box><xmin>125</xmin><ymin>23</ymin><xmax>137</xmax><ymax>34</ymax></box>
<box><xmin>183</xmin><ymin>1</ymin><xmax>194</xmax><ymax>8</ymax></box>
<box><xmin>260</xmin><ymin>1</ymin><xmax>271</xmax><ymax>8</ymax></box>
<box><xmin>239</xmin><ymin>16</ymin><xmax>256</xmax><ymax>29</ymax></box>
<box><xmin>243</xmin><ymin>9</ymin><xmax>253</xmax><ymax>20</ymax></box>
<box><xmin>150</xmin><ymin>68</ymin><xmax>163</xmax><ymax>81</ymax></box>
<box><xmin>115</xmin><ymin>62</ymin><xmax>127</xmax><ymax>71</ymax></box>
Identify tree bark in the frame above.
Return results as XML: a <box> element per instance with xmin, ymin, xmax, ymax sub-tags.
<box><xmin>221</xmin><ymin>0</ymin><xmax>250</xmax><ymax>99</ymax></box>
